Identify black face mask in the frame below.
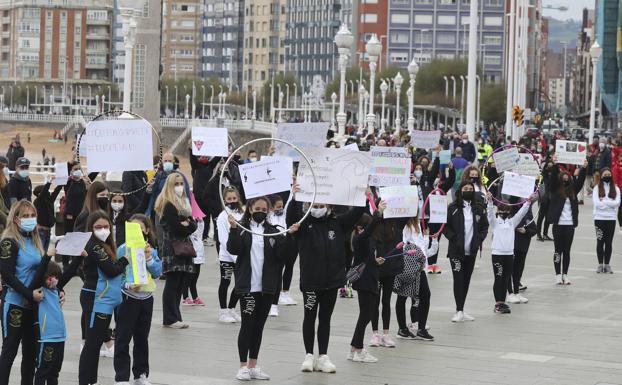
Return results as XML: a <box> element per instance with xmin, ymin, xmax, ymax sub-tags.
<box><xmin>252</xmin><ymin>212</ymin><xmax>267</xmax><ymax>223</ymax></box>
<box><xmin>97</xmin><ymin>197</ymin><xmax>109</xmax><ymax>210</ymax></box>
<box><xmin>602</xmin><ymin>176</ymin><xmax>612</xmax><ymax>183</ymax></box>
<box><xmin>226</xmin><ymin>202</ymin><xmax>238</xmax><ymax>211</ymax></box>
<box><xmin>273</xmin><ymin>209</ymin><xmax>284</xmax><ymax>216</ymax></box>
<box><xmin>470</xmin><ymin>177</ymin><xmax>479</xmax><ymax>184</ymax></box>
<box><xmin>462</xmin><ymin>191</ymin><xmax>474</xmax><ymax>201</ymax></box>
<box><xmin>563</xmin><ymin>179</ymin><xmax>571</xmax><ymax>186</ymax></box>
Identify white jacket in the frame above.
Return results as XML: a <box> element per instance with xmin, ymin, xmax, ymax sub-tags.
<box><xmin>217</xmin><ymin>209</ymin><xmax>244</xmax><ymax>262</ymax></box>
<box><xmin>592</xmin><ymin>183</ymin><xmax>621</xmax><ymax>221</ymax></box>
<box><xmin>402</xmin><ymin>225</ymin><xmax>439</xmax><ymax>267</ymax></box>
<box><xmin>487</xmin><ymin>201</ymin><xmax>530</xmax><ymax>255</ymax></box>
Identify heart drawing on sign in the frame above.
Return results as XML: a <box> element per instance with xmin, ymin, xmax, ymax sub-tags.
<box><xmin>194</xmin><ymin>140</ymin><xmax>204</xmax><ymax>151</ymax></box>
<box><xmin>578</xmin><ymin>144</ymin><xmax>586</xmax><ymax>152</ymax></box>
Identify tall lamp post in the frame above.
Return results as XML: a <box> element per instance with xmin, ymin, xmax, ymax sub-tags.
<box><xmin>357</xmin><ymin>85</ymin><xmax>365</xmax><ymax>133</ymax></box>
<box><xmin>252</xmin><ymin>89</ymin><xmax>257</xmax><ymax>120</ymax></box>
<box><xmin>460</xmin><ymin>75</ymin><xmax>466</xmax><ymax>127</ymax></box>
<box><xmin>588</xmin><ymin>41</ymin><xmax>602</xmax><ymax>144</ymax></box>
<box><xmin>334</xmin><ymin>24</ymin><xmax>354</xmax><ymax>139</ymax></box>
<box><xmin>394</xmin><ymin>72</ymin><xmax>404</xmax><ymax>130</ymax></box>
<box><xmin>380</xmin><ymin>80</ymin><xmax>388</xmax><ymax>133</ymax></box>
<box><xmin>365</xmin><ymin>34</ymin><xmax>382</xmax><ymax>134</ymax></box>
<box><xmin>476</xmin><ymin>75</ymin><xmax>481</xmax><ymax>132</ymax></box>
<box><xmin>407</xmin><ymin>58</ymin><xmax>419</xmax><ymax>130</ymax></box>
<box><xmin>330</xmin><ymin>92</ymin><xmax>337</xmax><ymax>131</ymax></box>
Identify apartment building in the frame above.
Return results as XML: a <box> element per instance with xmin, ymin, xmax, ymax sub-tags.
<box><xmin>161</xmin><ymin>0</ymin><xmax>203</xmax><ymax>79</ymax></box>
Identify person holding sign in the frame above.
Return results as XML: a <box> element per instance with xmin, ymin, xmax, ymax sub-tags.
<box><xmin>592</xmin><ymin>168</ymin><xmax>620</xmax><ymax>274</ymax></box>
<box><xmin>443</xmin><ymin>181</ymin><xmax>489</xmax><ymax>323</ymax></box>
<box><xmin>226</xmin><ymin>196</ymin><xmax>298</xmax><ymax>381</ymax></box>
<box><xmin>546</xmin><ymin>159</ymin><xmax>586</xmax><ymax>285</ymax></box>
<box><xmin>114</xmin><ymin>214</ymin><xmax>162</xmax><ymax>385</ymax></box>
<box><xmin>507</xmin><ymin>196</ymin><xmax>538</xmax><ymax>304</ymax></box>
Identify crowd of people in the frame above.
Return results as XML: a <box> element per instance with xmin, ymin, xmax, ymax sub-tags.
<box><xmin>0</xmin><ymin>124</ymin><xmax>620</xmax><ymax>384</ymax></box>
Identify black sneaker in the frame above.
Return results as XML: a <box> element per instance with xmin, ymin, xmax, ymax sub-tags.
<box><xmin>494</xmin><ymin>303</ymin><xmax>511</xmax><ymax>314</ymax></box>
<box><xmin>397</xmin><ymin>328</ymin><xmax>416</xmax><ymax>339</ymax></box>
<box><xmin>518</xmin><ymin>283</ymin><xmax>527</xmax><ymax>292</ymax></box>
<box><xmin>543</xmin><ymin>235</ymin><xmax>553</xmax><ymax>241</ymax></box>
<box><xmin>415</xmin><ymin>329</ymin><xmax>434</xmax><ymax>341</ymax></box>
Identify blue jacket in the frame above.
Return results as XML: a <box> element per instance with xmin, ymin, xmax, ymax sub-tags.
<box><xmin>0</xmin><ymin>237</ymin><xmax>41</xmax><ymax>308</ymax></box>
<box><xmin>90</xmin><ymin>243</ymin><xmax>128</xmax><ymax>320</ymax></box>
<box><xmin>38</xmin><ymin>287</ymin><xmax>65</xmax><ymax>342</ymax></box>
<box><xmin>145</xmin><ymin>171</ymin><xmax>191</xmax><ymax>216</ymax></box>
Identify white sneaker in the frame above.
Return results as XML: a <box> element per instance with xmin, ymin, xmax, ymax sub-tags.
<box><xmin>301</xmin><ymin>353</ymin><xmax>315</xmax><ymax>372</ymax></box>
<box><xmin>115</xmin><ymin>382</ymin><xmax>130</xmax><ymax>385</ymax></box>
<box><xmin>507</xmin><ymin>294</ymin><xmax>521</xmax><ymax>304</ymax></box>
<box><xmin>229</xmin><ymin>308</ymin><xmax>242</xmax><ymax>322</ymax></box>
<box><xmin>164</xmin><ymin>321</ymin><xmax>189</xmax><ymax>329</ymax></box>
<box><xmin>462</xmin><ymin>312</ymin><xmax>475</xmax><ymax>321</ymax></box>
<box><xmin>517</xmin><ymin>294</ymin><xmax>529</xmax><ymax>303</ymax></box>
<box><xmin>562</xmin><ymin>274</ymin><xmax>571</xmax><ymax>285</ymax></box>
<box><xmin>278</xmin><ymin>292</ymin><xmax>297</xmax><ymax>306</ymax></box>
<box><xmin>236</xmin><ymin>366</ymin><xmax>251</xmax><ymax>381</ymax></box>
<box><xmin>100</xmin><ymin>343</ymin><xmax>114</xmax><ymax>358</ymax></box>
<box><xmin>451</xmin><ymin>311</ymin><xmax>464</xmax><ymax>322</ymax></box>
<box><xmin>352</xmin><ymin>349</ymin><xmax>378</xmax><ymax>363</ymax></box>
<box><xmin>314</xmin><ymin>354</ymin><xmax>336</xmax><ymax>373</ymax></box>
<box><xmin>249</xmin><ymin>367</ymin><xmax>270</xmax><ymax>380</ymax></box>
<box><xmin>555</xmin><ymin>274</ymin><xmax>563</xmax><ymax>285</ymax></box>
<box><xmin>134</xmin><ymin>374</ymin><xmax>152</xmax><ymax>385</ymax></box>
<box><xmin>269</xmin><ymin>305</ymin><xmax>279</xmax><ymax>317</ymax></box>
<box><xmin>346</xmin><ymin>351</ymin><xmax>354</xmax><ymax>361</ymax></box>
<box><xmin>407</xmin><ymin>323</ymin><xmax>417</xmax><ymax>335</ymax></box>
<box><xmin>219</xmin><ymin>309</ymin><xmax>236</xmax><ymax>323</ymax></box>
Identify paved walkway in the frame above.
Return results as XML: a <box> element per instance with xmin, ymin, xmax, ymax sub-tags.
<box><xmin>6</xmin><ymin>199</ymin><xmax>622</xmax><ymax>385</ymax></box>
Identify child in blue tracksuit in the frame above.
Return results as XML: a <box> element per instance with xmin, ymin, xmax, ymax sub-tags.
<box><xmin>114</xmin><ymin>214</ymin><xmax>162</xmax><ymax>385</ymax></box>
<box><xmin>78</xmin><ymin>211</ymin><xmax>128</xmax><ymax>385</ymax></box>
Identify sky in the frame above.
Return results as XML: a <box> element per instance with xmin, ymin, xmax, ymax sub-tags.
<box><xmin>542</xmin><ymin>0</ymin><xmax>595</xmax><ymax>21</ymax></box>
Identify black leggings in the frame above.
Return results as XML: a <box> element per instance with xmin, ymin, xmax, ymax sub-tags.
<box><xmin>492</xmin><ymin>254</ymin><xmax>513</xmax><ymax>303</ymax></box>
<box><xmin>508</xmin><ymin>249</ymin><xmax>527</xmax><ymax>294</ymax></box>
<box><xmin>553</xmin><ymin>225</ymin><xmax>574</xmax><ymax>275</ymax></box>
<box><xmin>282</xmin><ymin>254</ymin><xmax>297</xmax><ymax>292</ymax></box>
<box><xmin>79</xmin><ymin>290</ymin><xmax>111</xmax><ymax>343</ymax></box>
<box><xmin>0</xmin><ymin>304</ymin><xmax>37</xmax><ymax>385</ymax></box>
<box><xmin>371</xmin><ymin>275</ymin><xmax>394</xmax><ymax>331</ymax></box>
<box><xmin>114</xmin><ymin>295</ymin><xmax>153</xmax><ymax>382</ymax></box>
<box><xmin>450</xmin><ymin>256</ymin><xmax>476</xmax><ymax>312</ymax></box>
<box><xmin>218</xmin><ymin>261</ymin><xmax>239</xmax><ymax>309</ymax></box>
<box><xmin>162</xmin><ymin>271</ymin><xmax>185</xmax><ymax>325</ymax></box>
<box><xmin>302</xmin><ymin>289</ymin><xmax>338</xmax><ymax>355</ymax></box>
<box><xmin>351</xmin><ymin>290</ymin><xmax>376</xmax><ymax>349</ymax></box>
<box><xmin>79</xmin><ymin>312</ymin><xmax>112</xmax><ymax>385</ymax></box>
<box><xmin>595</xmin><ymin>220</ymin><xmax>616</xmax><ymax>265</ymax></box>
<box><xmin>537</xmin><ymin>199</ymin><xmax>550</xmax><ymax>237</ymax></box>
<box><xmin>183</xmin><ymin>264</ymin><xmax>201</xmax><ymax>300</ymax></box>
<box><xmin>395</xmin><ymin>272</ymin><xmax>431</xmax><ymax>331</ymax></box>
<box><xmin>238</xmin><ymin>293</ymin><xmax>272</xmax><ymax>363</ymax></box>
<box><xmin>427</xmin><ymin>223</ymin><xmax>442</xmax><ymax>265</ymax></box>
<box><xmin>618</xmin><ymin>205</ymin><xmax>622</xmax><ymax>227</ymax></box>
<box><xmin>35</xmin><ymin>341</ymin><xmax>64</xmax><ymax>385</ymax></box>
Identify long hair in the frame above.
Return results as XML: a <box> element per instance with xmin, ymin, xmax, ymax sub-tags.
<box><xmin>461</xmin><ymin>165</ymin><xmax>481</xmax><ymax>186</ymax></box>
<box><xmin>81</xmin><ymin>181</ymin><xmax>108</xmax><ymax>215</ymax></box>
<box><xmin>2</xmin><ymin>200</ymin><xmax>44</xmax><ymax>254</ymax></box>
<box><xmin>154</xmin><ymin>172</ymin><xmax>190</xmax><ymax>217</ymax></box>
<box><xmin>350</xmin><ymin>213</ymin><xmax>373</xmax><ymax>251</ymax></box>
<box><xmin>109</xmin><ymin>191</ymin><xmax>129</xmax><ymax>217</ymax></box>
<box><xmin>558</xmin><ymin>171</ymin><xmax>575</xmax><ymax>200</ymax></box>
<box><xmin>129</xmin><ymin>213</ymin><xmax>157</xmax><ymax>247</ymax></box>
<box><xmin>241</xmin><ymin>196</ymin><xmax>272</xmax><ymax>227</ymax></box>
<box><xmin>455</xmin><ymin>181</ymin><xmax>475</xmax><ymax>205</ymax></box>
<box><xmin>223</xmin><ymin>186</ymin><xmax>244</xmax><ymax>213</ymax></box>
<box><xmin>598</xmin><ymin>167</ymin><xmax>617</xmax><ymax>200</ymax></box>
<box><xmin>0</xmin><ymin>163</ymin><xmax>7</xmax><ymax>190</ymax></box>
<box><xmin>86</xmin><ymin>210</ymin><xmax>117</xmax><ymax>261</ymax></box>
<box><xmin>405</xmin><ymin>216</ymin><xmax>421</xmax><ymax>235</ymax></box>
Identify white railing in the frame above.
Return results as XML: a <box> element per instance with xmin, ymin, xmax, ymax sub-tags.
<box><xmin>0</xmin><ymin>112</ymin><xmax>94</xmax><ymax>124</ymax></box>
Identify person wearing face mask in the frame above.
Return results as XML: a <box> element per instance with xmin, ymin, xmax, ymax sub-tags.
<box><xmin>287</xmin><ymin>185</ymin><xmax>366</xmax><ymax>374</ymax></box>
<box><xmin>443</xmin><ymin>181</ymin><xmax>489</xmax><ymax>322</ymax></box>
<box><xmin>592</xmin><ymin>168</ymin><xmax>620</xmax><ymax>273</ymax></box>
<box><xmin>188</xmin><ymin>142</ymin><xmax>222</xmax><ymax>246</ymax></box>
<box><xmin>477</xmin><ymin>138</ymin><xmax>493</xmax><ymax>163</ymax></box>
<box><xmin>486</xmin><ymin>194</ymin><xmax>533</xmax><ymax>314</ymax></box>
<box><xmin>62</xmin><ymin>161</ymin><xmax>99</xmax><ymax>236</ymax></box>
<box><xmin>227</xmin><ymin>196</ymin><xmax>298</xmax><ymax>381</ymax></box>
<box><xmin>457</xmin><ymin>134</ymin><xmax>476</xmax><ymax>163</ymax></box>
<box><xmin>73</xmin><ymin>181</ymin><xmax>110</xmax><ymax>233</ymax></box>
<box><xmin>612</xmin><ymin>153</ymin><xmax>622</xmax><ymax>230</ymax></box>
<box><xmin>546</xmin><ymin>158</ymin><xmax>587</xmax><ymax>285</ymax></box>
<box><xmin>244</xmin><ymin>150</ymin><xmax>258</xmax><ymax>164</ymax></box>
<box><xmin>79</xmin><ymin>211</ymin><xmax>129</xmax><ymax>385</ymax></box>
<box><xmin>268</xmin><ymin>194</ymin><xmax>297</xmax><ymax>316</ymax></box>
<box><xmin>461</xmin><ymin>166</ymin><xmax>486</xmax><ymax>202</ymax></box>
<box><xmin>145</xmin><ymin>152</ymin><xmax>191</xmax><ymax>220</ymax></box>
<box><xmin>7</xmin><ymin>157</ymin><xmax>32</xmax><ymax>204</ymax></box>
<box><xmin>155</xmin><ymin>173</ymin><xmax>197</xmax><ymax>329</ymax></box>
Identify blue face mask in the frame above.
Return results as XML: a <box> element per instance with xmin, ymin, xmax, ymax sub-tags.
<box><xmin>18</xmin><ymin>170</ymin><xmax>29</xmax><ymax>178</ymax></box>
<box><xmin>72</xmin><ymin>170</ymin><xmax>83</xmax><ymax>178</ymax></box>
<box><xmin>19</xmin><ymin>217</ymin><xmax>37</xmax><ymax>233</ymax></box>
<box><xmin>163</xmin><ymin>162</ymin><xmax>174</xmax><ymax>172</ymax></box>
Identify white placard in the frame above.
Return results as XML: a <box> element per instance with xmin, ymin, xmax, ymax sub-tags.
<box><xmin>378</xmin><ymin>186</ymin><xmax>419</xmax><ymax>218</ymax></box>
<box><xmin>191</xmin><ymin>126</ymin><xmax>228</xmax><ymax>157</ymax></box>
<box><xmin>501</xmin><ymin>171</ymin><xmax>536</xmax><ymax>198</ymax></box>
<box><xmin>56</xmin><ymin>232</ymin><xmax>92</xmax><ymax>256</ymax></box>
<box><xmin>368</xmin><ymin>146</ymin><xmax>411</xmax><ymax>187</ymax></box>
<box><xmin>555</xmin><ymin>140</ymin><xmax>587</xmax><ymax>165</ymax></box>
<box><xmin>296</xmin><ymin>148</ymin><xmax>371</xmax><ymax>207</ymax></box>
<box><xmin>275</xmin><ymin>122</ymin><xmax>329</xmax><ymax>160</ymax></box>
<box><xmin>429</xmin><ymin>194</ymin><xmax>448</xmax><ymax>224</ymax></box>
<box><xmin>54</xmin><ymin>162</ymin><xmax>68</xmax><ymax>186</ymax></box>
<box><xmin>85</xmin><ymin>119</ymin><xmax>153</xmax><ymax>172</ymax></box>
<box><xmin>411</xmin><ymin>130</ymin><xmax>441</xmax><ymax>149</ymax></box>
<box><xmin>261</xmin><ymin>155</ymin><xmax>293</xmax><ymax>177</ymax></box>
<box><xmin>133</xmin><ymin>248</ymin><xmax>149</xmax><ymax>285</ymax></box>
<box><xmin>343</xmin><ymin>143</ymin><xmax>359</xmax><ymax>151</ymax></box>
<box><xmin>239</xmin><ymin>157</ymin><xmax>292</xmax><ymax>199</ymax></box>
<box><xmin>512</xmin><ymin>154</ymin><xmax>540</xmax><ymax>177</ymax></box>
<box><xmin>492</xmin><ymin>147</ymin><xmax>521</xmax><ymax>173</ymax></box>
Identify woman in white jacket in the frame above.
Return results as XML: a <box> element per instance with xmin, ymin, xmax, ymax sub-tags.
<box><xmin>592</xmin><ymin>168</ymin><xmax>621</xmax><ymax>273</ymax></box>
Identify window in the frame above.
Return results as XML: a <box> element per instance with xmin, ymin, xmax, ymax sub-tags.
<box><xmin>362</xmin><ymin>0</ymin><xmax>378</xmax><ymax>3</ymax></box>
<box><xmin>439</xmin><ymin>0</ymin><xmax>455</xmax><ymax>4</ymax></box>
<box><xmin>484</xmin><ymin>54</ymin><xmax>501</xmax><ymax>66</ymax></box>
<box><xmin>390</xmin><ymin>31</ymin><xmax>409</xmax><ymax>44</ymax></box>
<box><xmin>486</xmin><ymin>0</ymin><xmax>502</xmax><ymax>5</ymax></box>
<box><xmin>132</xmin><ymin>44</ymin><xmax>146</xmax><ymax>109</ymax></box>
<box><xmin>437</xmin><ymin>52</ymin><xmax>455</xmax><ymax>59</ymax></box>
<box><xmin>415</xmin><ymin>0</ymin><xmax>432</xmax><ymax>3</ymax></box>
<box><xmin>361</xmin><ymin>13</ymin><xmax>378</xmax><ymax>23</ymax></box>
<box><xmin>413</xmin><ymin>30</ymin><xmax>432</xmax><ymax>44</ymax></box>
<box><xmin>414</xmin><ymin>14</ymin><xmax>433</xmax><ymax>24</ymax></box>
<box><xmin>483</xmin><ymin>34</ymin><xmax>502</xmax><ymax>46</ymax></box>
<box><xmin>484</xmin><ymin>16</ymin><xmax>503</xmax><ymax>27</ymax></box>
<box><xmin>389</xmin><ymin>51</ymin><xmax>408</xmax><ymax>63</ymax></box>
<box><xmin>437</xmin><ymin>32</ymin><xmax>456</xmax><ymax>45</ymax></box>
<box><xmin>437</xmin><ymin>15</ymin><xmax>456</xmax><ymax>25</ymax></box>
<box><xmin>391</xmin><ymin>13</ymin><xmax>410</xmax><ymax>24</ymax></box>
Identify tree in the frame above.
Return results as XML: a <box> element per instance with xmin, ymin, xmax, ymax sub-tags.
<box><xmin>260</xmin><ymin>73</ymin><xmax>300</xmax><ymax>105</ymax></box>
<box><xmin>479</xmin><ymin>83</ymin><xmax>507</xmax><ymax>125</ymax></box>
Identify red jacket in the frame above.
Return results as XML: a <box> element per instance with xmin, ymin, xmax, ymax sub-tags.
<box><xmin>612</xmin><ymin>146</ymin><xmax>622</xmax><ymax>191</ymax></box>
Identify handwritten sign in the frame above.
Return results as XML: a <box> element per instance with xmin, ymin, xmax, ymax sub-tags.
<box><xmin>85</xmin><ymin>119</ymin><xmax>153</xmax><ymax>172</ymax></box>
<box><xmin>512</xmin><ymin>154</ymin><xmax>541</xmax><ymax>177</ymax></box>
<box><xmin>555</xmin><ymin>140</ymin><xmax>587</xmax><ymax>165</ymax></box>
<box><xmin>429</xmin><ymin>194</ymin><xmax>448</xmax><ymax>223</ymax></box>
<box><xmin>378</xmin><ymin>186</ymin><xmax>419</xmax><ymax>219</ymax></box>
<box><xmin>125</xmin><ymin>222</ymin><xmax>151</xmax><ymax>287</ymax></box>
<box><xmin>343</xmin><ymin>143</ymin><xmax>359</xmax><ymax>151</ymax></box>
<box><xmin>411</xmin><ymin>130</ymin><xmax>441</xmax><ymax>149</ymax></box>
<box><xmin>54</xmin><ymin>162</ymin><xmax>68</xmax><ymax>186</ymax></box>
<box><xmin>501</xmin><ymin>171</ymin><xmax>536</xmax><ymax>198</ymax></box>
<box><xmin>492</xmin><ymin>147</ymin><xmax>521</xmax><ymax>173</ymax></box>
<box><xmin>239</xmin><ymin>157</ymin><xmax>292</xmax><ymax>199</ymax></box>
<box><xmin>191</xmin><ymin>126</ymin><xmax>228</xmax><ymax>157</ymax></box>
<box><xmin>275</xmin><ymin>122</ymin><xmax>329</xmax><ymax>161</ymax></box>
<box><xmin>56</xmin><ymin>232</ymin><xmax>91</xmax><ymax>256</ymax></box>
<box><xmin>369</xmin><ymin>146</ymin><xmax>411</xmax><ymax>186</ymax></box>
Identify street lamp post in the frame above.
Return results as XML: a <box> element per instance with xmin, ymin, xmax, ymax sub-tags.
<box><xmin>450</xmin><ymin>75</ymin><xmax>457</xmax><ymax>129</ymax></box>
<box><xmin>380</xmin><ymin>80</ymin><xmax>388</xmax><ymax>133</ymax></box>
<box><xmin>165</xmin><ymin>86</ymin><xmax>169</xmax><ymax>115</ymax></box>
<box><xmin>331</xmin><ymin>92</ymin><xmax>337</xmax><ymax>131</ymax></box>
<box><xmin>278</xmin><ymin>91</ymin><xmax>284</xmax><ymax>123</ymax></box>
<box><xmin>293</xmin><ymin>83</ymin><xmax>298</xmax><ymax>109</ymax></box>
<box><xmin>285</xmin><ymin>83</ymin><xmax>290</xmax><ymax>110</ymax></box>
<box><xmin>201</xmin><ymin>85</ymin><xmax>205</xmax><ymax>118</ymax></box>
<box><xmin>588</xmin><ymin>41</ymin><xmax>602</xmax><ymax>144</ymax></box>
<box><xmin>174</xmin><ymin>86</ymin><xmax>178</xmax><ymax>117</ymax></box>
<box><xmin>252</xmin><ymin>89</ymin><xmax>257</xmax><ymax>120</ymax></box>
<box><xmin>357</xmin><ymin>85</ymin><xmax>365</xmax><ymax>133</ymax></box>
<box><xmin>185</xmin><ymin>94</ymin><xmax>190</xmax><ymax>119</ymax></box>
<box><xmin>120</xmin><ymin>10</ymin><xmax>137</xmax><ymax>112</ymax></box>
<box><xmin>407</xmin><ymin>58</ymin><xmax>419</xmax><ymax>131</ymax></box>
<box><xmin>334</xmin><ymin>24</ymin><xmax>354</xmax><ymax>139</ymax></box>
<box><xmin>209</xmin><ymin>85</ymin><xmax>214</xmax><ymax>118</ymax></box>
<box><xmin>476</xmin><ymin>75</ymin><xmax>481</xmax><ymax>132</ymax></box>
<box><xmin>365</xmin><ymin>34</ymin><xmax>382</xmax><ymax>134</ymax></box>
<box><xmin>460</xmin><ymin>75</ymin><xmax>466</xmax><ymax>127</ymax></box>
<box><xmin>394</xmin><ymin>72</ymin><xmax>404</xmax><ymax>130</ymax></box>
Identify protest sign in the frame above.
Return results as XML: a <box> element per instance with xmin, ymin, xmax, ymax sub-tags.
<box><xmin>369</xmin><ymin>146</ymin><xmax>411</xmax><ymax>186</ymax></box>
<box><xmin>275</xmin><ymin>122</ymin><xmax>329</xmax><ymax>161</ymax></box>
<box><xmin>378</xmin><ymin>186</ymin><xmax>419</xmax><ymax>218</ymax></box>
<box><xmin>125</xmin><ymin>222</ymin><xmax>153</xmax><ymax>289</ymax></box>
<box><xmin>555</xmin><ymin>140</ymin><xmax>587</xmax><ymax>165</ymax></box>
<box><xmin>56</xmin><ymin>232</ymin><xmax>91</xmax><ymax>256</ymax></box>
<box><xmin>54</xmin><ymin>162</ymin><xmax>68</xmax><ymax>186</ymax></box>
<box><xmin>343</xmin><ymin>143</ymin><xmax>359</xmax><ymax>151</ymax></box>
<box><xmin>439</xmin><ymin>150</ymin><xmax>451</xmax><ymax>165</ymax></box>
<box><xmin>85</xmin><ymin>119</ymin><xmax>153</xmax><ymax>172</ymax></box>
<box><xmin>239</xmin><ymin>157</ymin><xmax>292</xmax><ymax>199</ymax></box>
<box><xmin>501</xmin><ymin>171</ymin><xmax>536</xmax><ymax>198</ymax></box>
<box><xmin>429</xmin><ymin>194</ymin><xmax>448</xmax><ymax>224</ymax></box>
<box><xmin>261</xmin><ymin>155</ymin><xmax>294</xmax><ymax>177</ymax></box>
<box><xmin>512</xmin><ymin>154</ymin><xmax>541</xmax><ymax>177</ymax></box>
<box><xmin>492</xmin><ymin>147</ymin><xmax>521</xmax><ymax>173</ymax></box>
<box><xmin>191</xmin><ymin>127</ymin><xmax>228</xmax><ymax>157</ymax></box>
<box><xmin>411</xmin><ymin>130</ymin><xmax>441</xmax><ymax>149</ymax></box>
<box><xmin>296</xmin><ymin>148</ymin><xmax>371</xmax><ymax>207</ymax></box>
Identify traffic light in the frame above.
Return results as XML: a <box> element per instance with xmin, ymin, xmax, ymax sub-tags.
<box><xmin>517</xmin><ymin>109</ymin><xmax>524</xmax><ymax>126</ymax></box>
<box><xmin>512</xmin><ymin>105</ymin><xmax>521</xmax><ymax>122</ymax></box>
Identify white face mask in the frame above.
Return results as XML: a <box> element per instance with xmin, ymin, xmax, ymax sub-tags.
<box><xmin>174</xmin><ymin>185</ymin><xmax>184</xmax><ymax>197</ymax></box>
<box><xmin>462</xmin><ymin>139</ymin><xmax>468</xmax><ymax>144</ymax></box>
<box><xmin>111</xmin><ymin>202</ymin><xmax>124</xmax><ymax>212</ymax></box>
<box><xmin>94</xmin><ymin>228</ymin><xmax>110</xmax><ymax>242</ymax></box>
<box><xmin>310</xmin><ymin>207</ymin><xmax>327</xmax><ymax>218</ymax></box>
<box><xmin>249</xmin><ymin>157</ymin><xmax>258</xmax><ymax>163</ymax></box>
<box><xmin>599</xmin><ymin>143</ymin><xmax>605</xmax><ymax>150</ymax></box>
<box><xmin>414</xmin><ymin>170</ymin><xmax>423</xmax><ymax>179</ymax></box>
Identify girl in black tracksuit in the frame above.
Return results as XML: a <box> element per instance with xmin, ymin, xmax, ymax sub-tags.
<box><xmin>507</xmin><ymin>198</ymin><xmax>537</xmax><ymax>303</ymax></box>
<box><xmin>546</xmin><ymin>161</ymin><xmax>586</xmax><ymax>285</ymax></box>
<box><xmin>286</xmin><ymin>198</ymin><xmax>365</xmax><ymax>374</ymax></box>
<box><xmin>537</xmin><ymin>160</ymin><xmax>555</xmax><ymax>241</ymax></box>
<box><xmin>443</xmin><ymin>181</ymin><xmax>489</xmax><ymax>322</ymax></box>
<box><xmin>226</xmin><ymin>196</ymin><xmax>294</xmax><ymax>381</ymax></box>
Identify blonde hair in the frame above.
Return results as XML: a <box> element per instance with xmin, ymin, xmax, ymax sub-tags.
<box><xmin>2</xmin><ymin>200</ymin><xmax>44</xmax><ymax>254</ymax></box>
<box><xmin>154</xmin><ymin>172</ymin><xmax>191</xmax><ymax>217</ymax></box>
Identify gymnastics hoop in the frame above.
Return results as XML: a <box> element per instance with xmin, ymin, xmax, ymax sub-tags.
<box><xmin>420</xmin><ymin>188</ymin><xmax>447</xmax><ymax>238</ymax></box>
<box><xmin>486</xmin><ymin>173</ymin><xmax>540</xmax><ymax>207</ymax></box>
<box><xmin>218</xmin><ymin>137</ymin><xmax>318</xmax><ymax>238</ymax></box>
<box><xmin>481</xmin><ymin>144</ymin><xmax>542</xmax><ymax>182</ymax></box>
<box><xmin>75</xmin><ymin>110</ymin><xmax>163</xmax><ymax>197</ymax></box>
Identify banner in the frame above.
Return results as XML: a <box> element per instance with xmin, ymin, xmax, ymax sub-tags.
<box><xmin>239</xmin><ymin>157</ymin><xmax>293</xmax><ymax>199</ymax></box>
<box><xmin>411</xmin><ymin>130</ymin><xmax>441</xmax><ymax>149</ymax></box>
<box><xmin>378</xmin><ymin>186</ymin><xmax>419</xmax><ymax>218</ymax></box>
<box><xmin>501</xmin><ymin>171</ymin><xmax>536</xmax><ymax>198</ymax></box>
<box><xmin>191</xmin><ymin>127</ymin><xmax>228</xmax><ymax>157</ymax></box>
<box><xmin>296</xmin><ymin>148</ymin><xmax>371</xmax><ymax>207</ymax></box>
<box><xmin>85</xmin><ymin>119</ymin><xmax>153</xmax><ymax>172</ymax></box>
<box><xmin>429</xmin><ymin>194</ymin><xmax>448</xmax><ymax>224</ymax></box>
<box><xmin>555</xmin><ymin>140</ymin><xmax>587</xmax><ymax>165</ymax></box>
<box><xmin>275</xmin><ymin>122</ymin><xmax>329</xmax><ymax>161</ymax></box>
<box><xmin>125</xmin><ymin>222</ymin><xmax>154</xmax><ymax>291</ymax></box>
<box><xmin>492</xmin><ymin>147</ymin><xmax>521</xmax><ymax>173</ymax></box>
<box><xmin>369</xmin><ymin>146</ymin><xmax>411</xmax><ymax>186</ymax></box>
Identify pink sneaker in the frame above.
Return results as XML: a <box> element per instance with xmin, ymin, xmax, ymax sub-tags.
<box><xmin>182</xmin><ymin>298</ymin><xmax>194</xmax><ymax>306</ymax></box>
<box><xmin>381</xmin><ymin>334</ymin><xmax>396</xmax><ymax>348</ymax></box>
<box><xmin>368</xmin><ymin>333</ymin><xmax>382</xmax><ymax>347</ymax></box>
<box><xmin>193</xmin><ymin>297</ymin><xmax>205</xmax><ymax>306</ymax></box>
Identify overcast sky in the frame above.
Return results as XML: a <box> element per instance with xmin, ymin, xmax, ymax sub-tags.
<box><xmin>542</xmin><ymin>0</ymin><xmax>595</xmax><ymax>21</ymax></box>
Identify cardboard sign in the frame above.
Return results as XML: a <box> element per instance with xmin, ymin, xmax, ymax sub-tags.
<box><xmin>555</xmin><ymin>140</ymin><xmax>587</xmax><ymax>165</ymax></box>
<box><xmin>378</xmin><ymin>186</ymin><xmax>419</xmax><ymax>218</ymax></box>
<box><xmin>411</xmin><ymin>130</ymin><xmax>441</xmax><ymax>149</ymax></box>
<box><xmin>501</xmin><ymin>171</ymin><xmax>536</xmax><ymax>198</ymax></box>
<box><xmin>191</xmin><ymin>126</ymin><xmax>228</xmax><ymax>157</ymax></box>
<box><xmin>492</xmin><ymin>147</ymin><xmax>521</xmax><ymax>173</ymax></box>
<box><xmin>428</xmin><ymin>194</ymin><xmax>448</xmax><ymax>224</ymax></box>
<box><xmin>275</xmin><ymin>122</ymin><xmax>329</xmax><ymax>161</ymax></box>
<box><xmin>369</xmin><ymin>146</ymin><xmax>411</xmax><ymax>186</ymax></box>
<box><xmin>239</xmin><ymin>157</ymin><xmax>292</xmax><ymax>199</ymax></box>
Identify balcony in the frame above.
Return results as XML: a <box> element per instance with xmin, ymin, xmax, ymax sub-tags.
<box><xmin>86</xmin><ymin>17</ymin><xmax>110</xmax><ymax>26</ymax></box>
<box><xmin>85</xmin><ymin>62</ymin><xmax>107</xmax><ymax>69</ymax></box>
<box><xmin>86</xmin><ymin>33</ymin><xmax>110</xmax><ymax>40</ymax></box>
<box><xmin>86</xmin><ymin>47</ymin><xmax>109</xmax><ymax>54</ymax></box>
